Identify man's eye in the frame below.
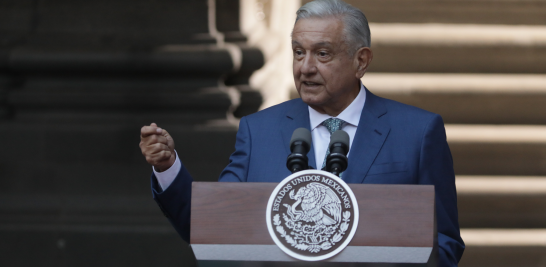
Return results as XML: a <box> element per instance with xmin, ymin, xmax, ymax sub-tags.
<box><xmin>318</xmin><ymin>51</ymin><xmax>328</xmax><ymax>57</ymax></box>
<box><xmin>294</xmin><ymin>50</ymin><xmax>305</xmax><ymax>58</ymax></box>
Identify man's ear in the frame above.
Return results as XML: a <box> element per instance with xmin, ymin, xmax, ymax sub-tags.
<box><xmin>354</xmin><ymin>47</ymin><xmax>373</xmax><ymax>79</ymax></box>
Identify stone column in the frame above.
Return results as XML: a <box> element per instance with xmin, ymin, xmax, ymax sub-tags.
<box><xmin>0</xmin><ymin>1</ymin><xmax>263</xmax><ymax>266</ymax></box>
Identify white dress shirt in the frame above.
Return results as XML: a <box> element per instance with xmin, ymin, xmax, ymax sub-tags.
<box><xmin>154</xmin><ymin>151</ymin><xmax>181</xmax><ymax>190</ymax></box>
<box><xmin>308</xmin><ymin>83</ymin><xmax>366</xmax><ymax>169</ymax></box>
<box><xmin>155</xmin><ymin>83</ymin><xmax>366</xmax><ymax>190</ymax></box>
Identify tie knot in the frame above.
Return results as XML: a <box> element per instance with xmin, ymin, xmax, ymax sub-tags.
<box><xmin>321</xmin><ymin>118</ymin><xmax>345</xmax><ymax>134</ymax></box>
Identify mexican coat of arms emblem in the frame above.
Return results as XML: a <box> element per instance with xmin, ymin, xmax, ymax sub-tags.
<box><xmin>266</xmin><ymin>170</ymin><xmax>359</xmax><ymax>261</ymax></box>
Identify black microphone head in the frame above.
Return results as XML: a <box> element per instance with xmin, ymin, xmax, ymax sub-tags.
<box><xmin>290</xmin><ymin>128</ymin><xmax>312</xmax><ymax>152</ymax></box>
<box><xmin>326</xmin><ymin>130</ymin><xmax>350</xmax><ymax>176</ymax></box>
<box><xmin>329</xmin><ymin>130</ymin><xmax>350</xmax><ymax>149</ymax></box>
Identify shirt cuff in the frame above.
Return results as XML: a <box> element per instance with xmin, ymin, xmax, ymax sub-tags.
<box><xmin>153</xmin><ymin>150</ymin><xmax>181</xmax><ymax>191</ymax></box>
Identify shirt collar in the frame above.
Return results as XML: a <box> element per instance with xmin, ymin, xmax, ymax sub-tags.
<box><xmin>308</xmin><ymin>82</ymin><xmax>367</xmax><ymax>130</ymax></box>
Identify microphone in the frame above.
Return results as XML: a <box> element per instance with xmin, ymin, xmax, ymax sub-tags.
<box><xmin>286</xmin><ymin>128</ymin><xmax>312</xmax><ymax>173</ymax></box>
<box><xmin>325</xmin><ymin>130</ymin><xmax>350</xmax><ymax>177</ymax></box>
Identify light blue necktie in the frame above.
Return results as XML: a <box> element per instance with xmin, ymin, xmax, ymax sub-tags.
<box><xmin>321</xmin><ymin>118</ymin><xmax>346</xmax><ymax>173</ymax></box>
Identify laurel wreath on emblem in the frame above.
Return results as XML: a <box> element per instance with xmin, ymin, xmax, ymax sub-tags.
<box><xmin>272</xmin><ymin>182</ymin><xmax>351</xmax><ymax>253</ymax></box>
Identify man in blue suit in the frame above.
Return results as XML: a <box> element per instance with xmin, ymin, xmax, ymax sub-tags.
<box><xmin>139</xmin><ymin>0</ymin><xmax>464</xmax><ymax>265</ymax></box>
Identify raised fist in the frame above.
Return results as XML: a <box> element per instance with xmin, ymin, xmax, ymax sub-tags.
<box><xmin>139</xmin><ymin>123</ymin><xmax>176</xmax><ymax>172</ymax></box>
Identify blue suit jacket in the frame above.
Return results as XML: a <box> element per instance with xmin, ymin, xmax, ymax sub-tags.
<box><xmin>152</xmin><ymin>89</ymin><xmax>465</xmax><ymax>266</ymax></box>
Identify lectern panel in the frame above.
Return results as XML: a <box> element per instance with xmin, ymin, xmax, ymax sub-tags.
<box><xmin>191</xmin><ymin>182</ymin><xmax>276</xmax><ymax>245</ymax></box>
<box><xmin>191</xmin><ymin>182</ymin><xmax>434</xmax><ymax>247</ymax></box>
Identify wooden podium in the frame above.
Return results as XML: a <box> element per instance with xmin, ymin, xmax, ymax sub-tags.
<box><xmin>190</xmin><ymin>182</ymin><xmax>437</xmax><ymax>267</ymax></box>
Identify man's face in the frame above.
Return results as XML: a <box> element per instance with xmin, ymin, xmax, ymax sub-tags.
<box><xmin>292</xmin><ymin>17</ymin><xmax>360</xmax><ymax>115</ymax></box>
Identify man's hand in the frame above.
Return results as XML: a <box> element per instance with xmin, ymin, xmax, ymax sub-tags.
<box><xmin>140</xmin><ymin>123</ymin><xmax>176</xmax><ymax>172</ymax></box>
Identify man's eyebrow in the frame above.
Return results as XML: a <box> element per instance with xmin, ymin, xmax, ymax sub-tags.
<box><xmin>312</xmin><ymin>42</ymin><xmax>333</xmax><ymax>48</ymax></box>
<box><xmin>291</xmin><ymin>41</ymin><xmax>334</xmax><ymax>48</ymax></box>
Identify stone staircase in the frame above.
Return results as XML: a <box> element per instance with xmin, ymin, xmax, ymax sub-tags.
<box><xmin>365</xmin><ymin>74</ymin><xmax>546</xmax><ymax>266</ymax></box>
<box><xmin>342</xmin><ymin>0</ymin><xmax>546</xmax><ymax>265</ymax></box>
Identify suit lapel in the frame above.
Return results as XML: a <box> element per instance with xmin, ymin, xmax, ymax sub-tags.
<box><xmin>281</xmin><ymin>99</ymin><xmax>317</xmax><ymax>170</ymax></box>
<box><xmin>343</xmin><ymin>89</ymin><xmax>390</xmax><ymax>184</ymax></box>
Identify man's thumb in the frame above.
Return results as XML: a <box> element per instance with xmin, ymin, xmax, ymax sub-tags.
<box><xmin>162</xmin><ymin>129</ymin><xmax>175</xmax><ymax>148</ymax></box>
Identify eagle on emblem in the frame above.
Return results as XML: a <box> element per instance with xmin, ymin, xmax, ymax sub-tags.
<box><xmin>284</xmin><ymin>182</ymin><xmax>342</xmax><ymax>226</ymax></box>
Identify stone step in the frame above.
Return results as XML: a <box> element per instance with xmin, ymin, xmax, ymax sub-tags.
<box><xmin>446</xmin><ymin>125</ymin><xmax>546</xmax><ymax>175</ymax></box>
<box><xmin>8</xmin><ymin>85</ymin><xmax>233</xmax><ymax>124</ymax></box>
<box><xmin>0</xmin><ymin>194</ymin><xmax>166</xmax><ymax>225</ymax></box>
<box><xmin>0</xmin><ymin>122</ymin><xmax>236</xmax><ymax>196</ymax></box>
<box><xmin>0</xmin><ymin>192</ymin><xmax>198</xmax><ymax>266</ymax></box>
<box><xmin>304</xmin><ymin>0</ymin><xmax>546</xmax><ymax>25</ymax></box>
<box><xmin>363</xmin><ymin>73</ymin><xmax>546</xmax><ymax>124</ymax></box>
<box><xmin>1</xmin><ymin>45</ymin><xmax>263</xmax><ymax>121</ymax></box>
<box><xmin>457</xmin><ymin>176</ymin><xmax>546</xmax><ymax>228</ymax></box>
<box><xmin>0</xmin><ymin>224</ymin><xmax>195</xmax><ymax>267</ymax></box>
<box><xmin>459</xmin><ymin>229</ymin><xmax>546</xmax><ymax>267</ymax></box>
<box><xmin>367</xmin><ymin>23</ymin><xmax>546</xmax><ymax>73</ymax></box>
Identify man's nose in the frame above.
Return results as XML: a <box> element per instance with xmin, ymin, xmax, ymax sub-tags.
<box><xmin>300</xmin><ymin>55</ymin><xmax>317</xmax><ymax>75</ymax></box>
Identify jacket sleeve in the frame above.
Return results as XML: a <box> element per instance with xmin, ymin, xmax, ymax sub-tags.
<box><xmin>418</xmin><ymin>114</ymin><xmax>465</xmax><ymax>266</ymax></box>
<box><xmin>218</xmin><ymin>116</ymin><xmax>252</xmax><ymax>182</ymax></box>
<box><xmin>150</xmin><ymin>116</ymin><xmax>252</xmax><ymax>243</ymax></box>
<box><xmin>151</xmin><ymin>162</ymin><xmax>193</xmax><ymax>243</ymax></box>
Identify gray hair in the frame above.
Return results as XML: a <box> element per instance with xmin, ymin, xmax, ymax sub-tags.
<box><xmin>296</xmin><ymin>0</ymin><xmax>371</xmax><ymax>55</ymax></box>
